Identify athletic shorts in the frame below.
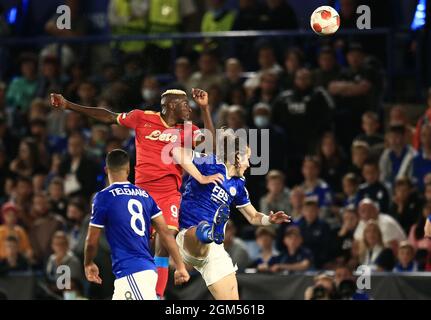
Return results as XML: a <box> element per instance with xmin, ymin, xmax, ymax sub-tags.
<box><xmin>138</xmin><ymin>177</ymin><xmax>180</xmax><ymax>232</ymax></box>
<box><xmin>112</xmin><ymin>270</ymin><xmax>158</xmax><ymax>300</ymax></box>
<box><xmin>176</xmin><ymin>228</ymin><xmax>238</xmax><ymax>286</ymax></box>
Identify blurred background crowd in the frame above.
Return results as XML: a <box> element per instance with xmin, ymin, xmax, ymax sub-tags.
<box><xmin>0</xmin><ymin>0</ymin><xmax>431</xmax><ymax>300</ymax></box>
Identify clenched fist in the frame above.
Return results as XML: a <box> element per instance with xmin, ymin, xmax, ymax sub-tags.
<box><xmin>50</xmin><ymin>93</ymin><xmax>68</xmax><ymax>110</ymax></box>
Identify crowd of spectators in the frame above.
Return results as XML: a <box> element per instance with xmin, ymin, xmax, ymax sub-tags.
<box><xmin>0</xmin><ymin>0</ymin><xmax>430</xmax><ymax>300</ymax></box>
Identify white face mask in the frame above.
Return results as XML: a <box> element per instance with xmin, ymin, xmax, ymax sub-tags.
<box><xmin>142</xmin><ymin>88</ymin><xmax>157</xmax><ymax>101</ymax></box>
<box><xmin>254</xmin><ymin>115</ymin><xmax>270</xmax><ymax>128</ymax></box>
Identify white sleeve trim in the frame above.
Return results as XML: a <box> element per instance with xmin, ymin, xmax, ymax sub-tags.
<box><xmin>151</xmin><ymin>211</ymin><xmax>163</xmax><ymax>219</ymax></box>
<box><xmin>235</xmin><ymin>202</ymin><xmax>251</xmax><ymax>209</ymax></box>
<box><xmin>89</xmin><ymin>222</ymin><xmax>105</xmax><ymax>228</ymax></box>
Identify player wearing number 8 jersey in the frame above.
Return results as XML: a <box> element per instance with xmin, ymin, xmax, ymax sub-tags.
<box><xmin>84</xmin><ymin>149</ymin><xmax>189</xmax><ymax>300</ymax></box>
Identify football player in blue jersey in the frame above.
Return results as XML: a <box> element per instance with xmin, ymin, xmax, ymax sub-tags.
<box><xmin>84</xmin><ymin>149</ymin><xmax>190</xmax><ymax>300</ymax></box>
<box><xmin>172</xmin><ymin>130</ymin><xmax>291</xmax><ymax>300</ymax></box>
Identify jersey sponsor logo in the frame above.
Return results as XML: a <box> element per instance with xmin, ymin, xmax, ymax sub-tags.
<box><xmin>210</xmin><ymin>185</ymin><xmax>229</xmax><ymax>203</ymax></box>
<box><xmin>145</xmin><ymin>130</ymin><xmax>178</xmax><ymax>143</ymax></box>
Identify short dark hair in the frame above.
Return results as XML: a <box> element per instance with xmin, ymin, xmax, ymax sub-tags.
<box><xmin>106</xmin><ymin>149</ymin><xmax>129</xmax><ymax>171</ymax></box>
<box><xmin>363</xmin><ymin>159</ymin><xmax>379</xmax><ymax>170</ymax></box>
<box><xmin>388</xmin><ymin>124</ymin><xmax>406</xmax><ymax>135</ymax></box>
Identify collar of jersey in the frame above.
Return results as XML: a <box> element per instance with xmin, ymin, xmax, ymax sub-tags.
<box><xmin>110</xmin><ymin>181</ymin><xmax>130</xmax><ymax>185</ymax></box>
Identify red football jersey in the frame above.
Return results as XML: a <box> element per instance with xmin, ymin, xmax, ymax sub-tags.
<box><xmin>117</xmin><ymin>110</ymin><xmax>202</xmax><ymax>191</ymax></box>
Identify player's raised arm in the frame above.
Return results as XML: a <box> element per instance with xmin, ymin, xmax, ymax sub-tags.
<box><xmin>84</xmin><ymin>225</ymin><xmax>103</xmax><ymax>284</ymax></box>
<box><xmin>172</xmin><ymin>147</ymin><xmax>224</xmax><ymax>185</ymax></box>
<box><xmin>50</xmin><ymin>93</ymin><xmax>119</xmax><ymax>125</ymax></box>
<box><xmin>238</xmin><ymin>203</ymin><xmax>291</xmax><ymax>226</ymax></box>
<box><xmin>151</xmin><ymin>215</ymin><xmax>190</xmax><ymax>285</ymax></box>
<box><xmin>192</xmin><ymin>88</ymin><xmax>216</xmax><ymax>151</ymax></box>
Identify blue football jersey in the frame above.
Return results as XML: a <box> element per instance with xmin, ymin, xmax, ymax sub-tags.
<box><xmin>90</xmin><ymin>182</ymin><xmax>162</xmax><ymax>279</ymax></box>
<box><xmin>180</xmin><ymin>153</ymin><xmax>251</xmax><ymax>229</ymax></box>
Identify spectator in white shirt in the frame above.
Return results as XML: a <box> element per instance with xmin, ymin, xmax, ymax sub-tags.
<box><xmin>354</xmin><ymin>198</ymin><xmax>406</xmax><ymax>253</ymax></box>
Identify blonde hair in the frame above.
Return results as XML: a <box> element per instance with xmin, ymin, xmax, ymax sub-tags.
<box><xmin>359</xmin><ymin>220</ymin><xmax>383</xmax><ymax>262</ymax></box>
<box><xmin>161</xmin><ymin>89</ymin><xmax>187</xmax><ymax>97</ymax></box>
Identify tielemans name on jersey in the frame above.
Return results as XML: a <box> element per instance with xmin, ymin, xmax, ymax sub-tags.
<box><xmin>109</xmin><ymin>187</ymin><xmax>150</xmax><ymax>198</ymax></box>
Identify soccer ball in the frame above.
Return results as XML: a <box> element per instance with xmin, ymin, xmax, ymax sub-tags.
<box><xmin>310</xmin><ymin>6</ymin><xmax>340</xmax><ymax>36</ymax></box>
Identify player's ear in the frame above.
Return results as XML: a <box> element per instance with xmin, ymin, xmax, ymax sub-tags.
<box><xmin>104</xmin><ymin>166</ymin><xmax>108</xmax><ymax>175</ymax></box>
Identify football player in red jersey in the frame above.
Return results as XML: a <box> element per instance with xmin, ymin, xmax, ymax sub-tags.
<box><xmin>51</xmin><ymin>88</ymin><xmax>223</xmax><ymax>298</ymax></box>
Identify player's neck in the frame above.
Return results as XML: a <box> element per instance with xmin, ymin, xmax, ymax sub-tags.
<box><xmin>225</xmin><ymin>163</ymin><xmax>239</xmax><ymax>178</ymax></box>
<box><xmin>160</xmin><ymin>111</ymin><xmax>178</xmax><ymax>127</ymax></box>
<box><xmin>108</xmin><ymin>174</ymin><xmax>129</xmax><ymax>185</ymax></box>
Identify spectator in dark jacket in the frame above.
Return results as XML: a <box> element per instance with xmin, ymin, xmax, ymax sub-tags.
<box><xmin>356</xmin><ymin>160</ymin><xmax>390</xmax><ymax>214</ymax></box>
<box><xmin>388</xmin><ymin>177</ymin><xmax>422</xmax><ymax>235</ymax></box>
<box><xmin>270</xmin><ymin>225</ymin><xmax>313</xmax><ymax>272</ymax></box>
<box><xmin>59</xmin><ymin>132</ymin><xmax>99</xmax><ymax>199</ymax></box>
<box><xmin>272</xmin><ymin>69</ymin><xmax>334</xmax><ymax>166</ymax></box>
<box><xmin>0</xmin><ymin>236</ymin><xmax>30</xmax><ymax>275</ymax></box>
<box><xmin>295</xmin><ymin>197</ymin><xmax>332</xmax><ymax>268</ymax></box>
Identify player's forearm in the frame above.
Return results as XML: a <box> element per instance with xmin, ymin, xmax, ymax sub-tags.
<box><xmin>200</xmin><ymin>107</ymin><xmax>216</xmax><ymax>150</ymax></box>
<box><xmin>159</xmin><ymin>231</ymin><xmax>186</xmax><ymax>270</ymax></box>
<box><xmin>65</xmin><ymin>100</ymin><xmax>118</xmax><ymax>124</ymax></box>
<box><xmin>172</xmin><ymin>147</ymin><xmax>205</xmax><ymax>183</ymax></box>
<box><xmin>278</xmin><ymin>260</ymin><xmax>310</xmax><ymax>272</ymax></box>
<box><xmin>84</xmin><ymin>242</ymin><xmax>98</xmax><ymax>266</ymax></box>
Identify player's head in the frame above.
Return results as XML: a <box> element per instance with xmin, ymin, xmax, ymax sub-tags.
<box><xmin>217</xmin><ymin>129</ymin><xmax>250</xmax><ymax>177</ymax></box>
<box><xmin>105</xmin><ymin>149</ymin><xmax>130</xmax><ymax>182</ymax></box>
<box><xmin>161</xmin><ymin>89</ymin><xmax>191</xmax><ymax>122</ymax></box>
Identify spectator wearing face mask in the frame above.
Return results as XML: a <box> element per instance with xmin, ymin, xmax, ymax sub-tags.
<box><xmin>140</xmin><ymin>76</ymin><xmax>161</xmax><ymax>111</ymax></box>
<box><xmin>250</xmin><ymin>103</ymin><xmax>287</xmax><ymax>171</ymax></box>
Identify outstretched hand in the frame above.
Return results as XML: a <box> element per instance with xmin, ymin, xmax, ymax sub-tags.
<box><xmin>268</xmin><ymin>211</ymin><xmax>291</xmax><ymax>224</ymax></box>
